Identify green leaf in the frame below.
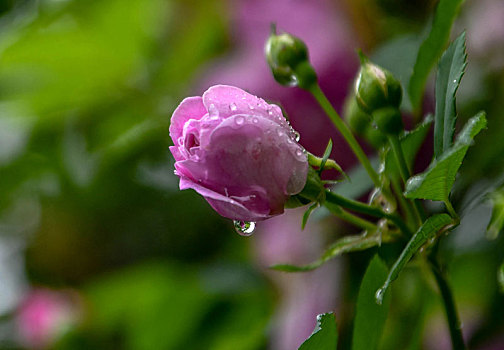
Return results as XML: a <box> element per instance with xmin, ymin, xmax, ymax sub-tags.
<box><xmin>434</xmin><ymin>32</ymin><xmax>467</xmax><ymax>158</ymax></box>
<box><xmin>302</xmin><ymin>202</ymin><xmax>319</xmax><ymax>230</ymax></box>
<box><xmin>487</xmin><ymin>190</ymin><xmax>504</xmax><ymax>240</ymax></box>
<box><xmin>408</xmin><ymin>0</ymin><xmax>465</xmax><ymax>113</ymax></box>
<box><xmin>404</xmin><ymin>112</ymin><xmax>487</xmax><ymax>201</ymax></box>
<box><xmin>385</xmin><ymin>116</ymin><xmax>432</xmax><ymax>181</ymax></box>
<box><xmin>352</xmin><ymin>256</ymin><xmax>391</xmax><ymax>350</ymax></box>
<box><xmin>299</xmin><ymin>313</ymin><xmax>338</xmax><ymax>350</ymax></box>
<box><xmin>376</xmin><ymin>214</ymin><xmax>453</xmax><ymax>304</ymax></box>
<box><xmin>270</xmin><ymin>233</ymin><xmax>381</xmax><ymax>272</ymax></box>
<box><xmin>319</xmin><ymin>139</ymin><xmax>333</xmax><ymax>175</ymax></box>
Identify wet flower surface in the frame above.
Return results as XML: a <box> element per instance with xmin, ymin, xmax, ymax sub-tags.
<box><xmin>169</xmin><ymin>85</ymin><xmax>308</xmax><ymax>222</ymax></box>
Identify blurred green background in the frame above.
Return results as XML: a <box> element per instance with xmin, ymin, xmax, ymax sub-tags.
<box><xmin>0</xmin><ymin>0</ymin><xmax>502</xmax><ymax>349</ymax></box>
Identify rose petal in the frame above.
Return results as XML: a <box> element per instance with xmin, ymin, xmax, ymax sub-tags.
<box><xmin>178</xmin><ymin>176</ymin><xmax>272</xmax><ymax>221</ymax></box>
<box><xmin>169</xmin><ymin>96</ymin><xmax>207</xmax><ymax>142</ymax></box>
<box><xmin>175</xmin><ymin>114</ymin><xmax>307</xmax><ymax>220</ymax></box>
<box><xmin>202</xmin><ymin>85</ymin><xmax>293</xmax><ymax>134</ymax></box>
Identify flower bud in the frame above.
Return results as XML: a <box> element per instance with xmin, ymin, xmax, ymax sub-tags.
<box><xmin>372</xmin><ymin>106</ymin><xmax>404</xmax><ymax>135</ymax></box>
<box><xmin>265</xmin><ymin>27</ymin><xmax>317</xmax><ymax>89</ymax></box>
<box><xmin>363</xmin><ymin>125</ymin><xmax>387</xmax><ymax>149</ymax></box>
<box><xmin>355</xmin><ymin>61</ymin><xmax>402</xmax><ymax>114</ymax></box>
<box><xmin>344</xmin><ymin>95</ymin><xmax>387</xmax><ymax>148</ymax></box>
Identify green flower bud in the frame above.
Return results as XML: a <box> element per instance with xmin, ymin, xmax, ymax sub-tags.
<box><xmin>265</xmin><ymin>26</ymin><xmax>317</xmax><ymax>89</ymax></box>
<box><xmin>372</xmin><ymin>106</ymin><xmax>404</xmax><ymax>135</ymax></box>
<box><xmin>364</xmin><ymin>125</ymin><xmax>387</xmax><ymax>149</ymax></box>
<box><xmin>355</xmin><ymin>61</ymin><xmax>402</xmax><ymax>114</ymax></box>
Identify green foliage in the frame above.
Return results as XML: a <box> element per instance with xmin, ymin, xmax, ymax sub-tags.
<box><xmin>498</xmin><ymin>261</ymin><xmax>504</xmax><ymax>293</ymax></box>
<box><xmin>298</xmin><ymin>313</ymin><xmax>338</xmax><ymax>350</ymax></box>
<box><xmin>376</xmin><ymin>214</ymin><xmax>453</xmax><ymax>304</ymax></box>
<box><xmin>85</xmin><ymin>261</ymin><xmax>272</xmax><ymax>350</ymax></box>
<box><xmin>352</xmin><ymin>256</ymin><xmax>391</xmax><ymax>350</ymax></box>
<box><xmin>302</xmin><ymin>202</ymin><xmax>319</xmax><ymax>230</ymax></box>
<box><xmin>270</xmin><ymin>233</ymin><xmax>381</xmax><ymax>272</ymax></box>
<box><xmin>408</xmin><ymin>0</ymin><xmax>465</xmax><ymax>113</ymax></box>
<box><xmin>405</xmin><ymin>112</ymin><xmax>487</xmax><ymax>202</ymax></box>
<box><xmin>434</xmin><ymin>32</ymin><xmax>467</xmax><ymax>158</ymax></box>
<box><xmin>0</xmin><ymin>0</ymin><xmax>168</xmax><ymax>118</ymax></box>
<box><xmin>319</xmin><ymin>139</ymin><xmax>333</xmax><ymax>175</ymax></box>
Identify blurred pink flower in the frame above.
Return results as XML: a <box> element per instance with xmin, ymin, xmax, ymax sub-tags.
<box><xmin>16</xmin><ymin>288</ymin><xmax>80</xmax><ymax>349</ymax></box>
<box><xmin>169</xmin><ymin>85</ymin><xmax>308</xmax><ymax>222</ymax></box>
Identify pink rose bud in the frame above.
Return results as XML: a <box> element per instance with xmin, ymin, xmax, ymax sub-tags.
<box><xmin>169</xmin><ymin>85</ymin><xmax>308</xmax><ymax>224</ymax></box>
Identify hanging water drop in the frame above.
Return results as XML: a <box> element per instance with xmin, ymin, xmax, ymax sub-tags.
<box><xmin>375</xmin><ymin>287</ymin><xmax>385</xmax><ymax>305</ymax></box>
<box><xmin>294</xmin><ymin>148</ymin><xmax>305</xmax><ymax>161</ymax></box>
<box><xmin>233</xmin><ymin>220</ymin><xmax>256</xmax><ymax>236</ymax></box>
<box><xmin>294</xmin><ymin>131</ymin><xmax>300</xmax><ymax>142</ymax></box>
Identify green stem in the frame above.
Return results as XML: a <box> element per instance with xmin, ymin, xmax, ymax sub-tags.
<box><xmin>444</xmin><ymin>200</ymin><xmax>458</xmax><ymax>219</ymax></box>
<box><xmin>309</xmin><ymin>84</ymin><xmax>381</xmax><ymax>188</ymax></box>
<box><xmin>324</xmin><ymin>202</ymin><xmax>377</xmax><ymax>232</ymax></box>
<box><xmin>388</xmin><ymin>135</ymin><xmax>426</xmax><ymax>222</ymax></box>
<box><xmin>429</xmin><ymin>258</ymin><xmax>466</xmax><ymax>350</ymax></box>
<box><xmin>324</xmin><ymin>190</ymin><xmax>412</xmax><ymax>237</ymax></box>
<box><xmin>391</xmin><ymin>178</ymin><xmax>416</xmax><ymax>230</ymax></box>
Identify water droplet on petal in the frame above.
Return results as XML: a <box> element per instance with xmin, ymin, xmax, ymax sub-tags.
<box><xmin>229</xmin><ymin>102</ymin><xmax>237</xmax><ymax>111</ymax></box>
<box><xmin>277</xmin><ymin>129</ymin><xmax>284</xmax><ymax>137</ymax></box>
<box><xmin>294</xmin><ymin>131</ymin><xmax>300</xmax><ymax>142</ymax></box>
<box><xmin>235</xmin><ymin>116</ymin><xmax>245</xmax><ymax>125</ymax></box>
<box><xmin>208</xmin><ymin>103</ymin><xmax>219</xmax><ymax>119</ymax></box>
<box><xmin>233</xmin><ymin>220</ymin><xmax>256</xmax><ymax>236</ymax></box>
<box><xmin>252</xmin><ymin>117</ymin><xmax>259</xmax><ymax>124</ymax></box>
<box><xmin>248</xmin><ymin>104</ymin><xmax>255</xmax><ymax>110</ymax></box>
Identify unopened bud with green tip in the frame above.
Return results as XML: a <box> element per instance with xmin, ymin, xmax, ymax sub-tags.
<box><xmin>265</xmin><ymin>24</ymin><xmax>317</xmax><ymax>90</ymax></box>
<box><xmin>354</xmin><ymin>54</ymin><xmax>402</xmax><ymax>114</ymax></box>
